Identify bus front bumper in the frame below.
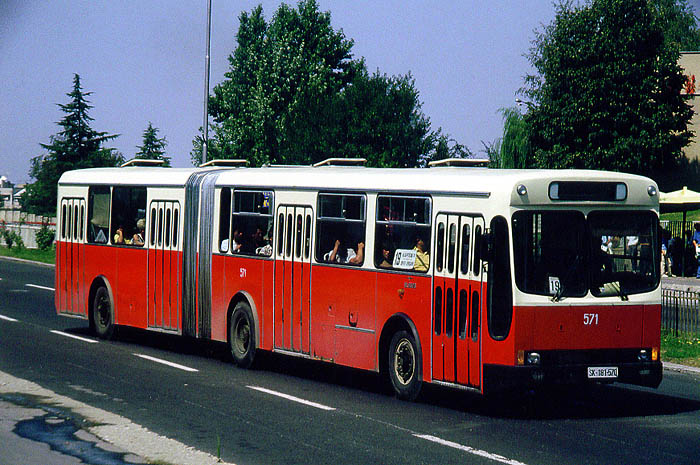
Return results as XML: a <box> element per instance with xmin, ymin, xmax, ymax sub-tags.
<box><xmin>484</xmin><ymin>360</ymin><xmax>663</xmax><ymax>393</ymax></box>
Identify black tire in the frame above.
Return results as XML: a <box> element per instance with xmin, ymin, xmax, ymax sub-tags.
<box><xmin>92</xmin><ymin>285</ymin><xmax>114</xmax><ymax>339</ymax></box>
<box><xmin>388</xmin><ymin>330</ymin><xmax>422</xmax><ymax>401</ymax></box>
<box><xmin>229</xmin><ymin>301</ymin><xmax>256</xmax><ymax>368</ymax></box>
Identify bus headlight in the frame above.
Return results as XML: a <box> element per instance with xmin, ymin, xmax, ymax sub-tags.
<box><xmin>526</xmin><ymin>352</ymin><xmax>541</xmax><ymax>365</ymax></box>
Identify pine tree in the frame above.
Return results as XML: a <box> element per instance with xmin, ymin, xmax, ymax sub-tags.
<box><xmin>135</xmin><ymin>122</ymin><xmax>170</xmax><ymax>166</ymax></box>
<box><xmin>25</xmin><ymin>74</ymin><xmax>122</xmax><ymax>216</ymax></box>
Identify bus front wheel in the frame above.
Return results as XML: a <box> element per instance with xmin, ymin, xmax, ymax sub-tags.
<box><xmin>229</xmin><ymin>301</ymin><xmax>256</xmax><ymax>369</ymax></box>
<box><xmin>388</xmin><ymin>330</ymin><xmax>422</xmax><ymax>401</ymax></box>
<box><xmin>92</xmin><ymin>286</ymin><xmax>114</xmax><ymax>339</ymax></box>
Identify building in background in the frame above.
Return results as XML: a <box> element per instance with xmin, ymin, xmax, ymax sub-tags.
<box><xmin>680</xmin><ymin>52</ymin><xmax>700</xmax><ymax>162</ymax></box>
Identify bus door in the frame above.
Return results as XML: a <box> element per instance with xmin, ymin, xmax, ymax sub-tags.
<box><xmin>59</xmin><ymin>198</ymin><xmax>86</xmax><ymax>316</ymax></box>
<box><xmin>433</xmin><ymin>214</ymin><xmax>483</xmax><ymax>387</ymax></box>
<box><xmin>147</xmin><ymin>201</ymin><xmax>181</xmax><ymax>331</ymax></box>
<box><xmin>274</xmin><ymin>205</ymin><xmax>313</xmax><ymax>353</ymax></box>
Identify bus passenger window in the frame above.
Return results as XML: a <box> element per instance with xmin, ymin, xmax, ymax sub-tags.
<box><xmin>304</xmin><ymin>214</ymin><xmax>311</xmax><ymax>259</ymax></box>
<box><xmin>277</xmin><ymin>213</ymin><xmax>284</xmax><ymax>256</ymax></box>
<box><xmin>67</xmin><ymin>205</ymin><xmax>72</xmax><ymax>240</ymax></box>
<box><xmin>173</xmin><ymin>208</ymin><xmax>179</xmax><ymax>248</ymax></box>
<box><xmin>150</xmin><ymin>208</ymin><xmax>156</xmax><ymax>246</ymax></box>
<box><xmin>316</xmin><ymin>193</ymin><xmax>366</xmax><ymax>266</ymax></box>
<box><xmin>436</xmin><ymin>222</ymin><xmax>445</xmax><ymax>272</ymax></box>
<box><xmin>79</xmin><ymin>205</ymin><xmax>85</xmax><ymax>241</ymax></box>
<box><xmin>110</xmin><ymin>186</ymin><xmax>146</xmax><ymax>246</ymax></box>
<box><xmin>87</xmin><ymin>186</ymin><xmax>110</xmax><ymax>244</ymax></box>
<box><xmin>230</xmin><ymin>190</ymin><xmax>273</xmax><ymax>256</ymax></box>
<box><xmin>61</xmin><ymin>204</ymin><xmax>66</xmax><ymax>240</ymax></box>
<box><xmin>374</xmin><ymin>195</ymin><xmax>431</xmax><ymax>272</ymax></box>
<box><xmin>473</xmin><ymin>225</ymin><xmax>482</xmax><ymax>276</ymax></box>
<box><xmin>460</xmin><ymin>224</ymin><xmax>470</xmax><ymax>275</ymax></box>
<box><xmin>434</xmin><ymin>286</ymin><xmax>443</xmax><ymax>335</ymax></box>
<box><xmin>165</xmin><ymin>209</ymin><xmax>171</xmax><ymax>248</ymax></box>
<box><xmin>458</xmin><ymin>289</ymin><xmax>468</xmax><ymax>339</ymax></box>
<box><xmin>158</xmin><ymin>208</ymin><xmax>163</xmax><ymax>246</ymax></box>
<box><xmin>219</xmin><ymin>187</ymin><xmax>231</xmax><ymax>252</ymax></box>
<box><xmin>445</xmin><ymin>288</ymin><xmax>454</xmax><ymax>337</ymax></box>
<box><xmin>471</xmin><ymin>290</ymin><xmax>479</xmax><ymax>341</ymax></box>
<box><xmin>286</xmin><ymin>213</ymin><xmax>293</xmax><ymax>257</ymax></box>
<box><xmin>73</xmin><ymin>205</ymin><xmax>79</xmax><ymax>241</ymax></box>
<box><xmin>448</xmin><ymin>223</ymin><xmax>456</xmax><ymax>273</ymax></box>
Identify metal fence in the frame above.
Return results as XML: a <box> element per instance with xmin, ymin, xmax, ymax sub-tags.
<box><xmin>662</xmin><ymin>288</ymin><xmax>700</xmax><ymax>337</ymax></box>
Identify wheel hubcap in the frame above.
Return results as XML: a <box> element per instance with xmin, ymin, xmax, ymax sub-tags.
<box><xmin>234</xmin><ymin>319</ymin><xmax>250</xmax><ymax>354</ymax></box>
<box><xmin>394</xmin><ymin>338</ymin><xmax>415</xmax><ymax>386</ymax></box>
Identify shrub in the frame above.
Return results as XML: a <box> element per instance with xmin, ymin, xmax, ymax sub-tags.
<box><xmin>36</xmin><ymin>223</ymin><xmax>55</xmax><ymax>250</ymax></box>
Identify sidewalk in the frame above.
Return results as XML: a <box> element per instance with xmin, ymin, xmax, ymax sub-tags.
<box><xmin>0</xmin><ymin>371</ymin><xmax>233</xmax><ymax>465</ymax></box>
<box><xmin>662</xmin><ymin>274</ymin><xmax>700</xmax><ymax>291</ymax></box>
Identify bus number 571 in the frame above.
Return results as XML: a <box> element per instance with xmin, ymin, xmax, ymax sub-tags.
<box><xmin>584</xmin><ymin>313</ymin><xmax>599</xmax><ymax>325</ymax></box>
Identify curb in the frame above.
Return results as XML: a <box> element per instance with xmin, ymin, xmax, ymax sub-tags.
<box><xmin>0</xmin><ymin>255</ymin><xmax>54</xmax><ymax>267</ymax></box>
<box><xmin>663</xmin><ymin>361</ymin><xmax>700</xmax><ymax>375</ymax></box>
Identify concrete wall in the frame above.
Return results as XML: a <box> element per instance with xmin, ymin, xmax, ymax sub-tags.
<box><xmin>0</xmin><ymin>209</ymin><xmax>56</xmax><ymax>249</ymax></box>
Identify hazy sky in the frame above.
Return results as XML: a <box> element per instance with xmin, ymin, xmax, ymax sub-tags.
<box><xmin>0</xmin><ymin>1</ymin><xmax>561</xmax><ymax>183</ymax></box>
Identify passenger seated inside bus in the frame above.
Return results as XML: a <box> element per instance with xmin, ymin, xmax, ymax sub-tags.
<box><xmin>113</xmin><ymin>225</ymin><xmax>131</xmax><ymax>245</ymax></box>
<box><xmin>132</xmin><ymin>218</ymin><xmax>145</xmax><ymax>246</ymax></box>
<box><xmin>413</xmin><ymin>237</ymin><xmax>429</xmax><ymax>271</ymax></box>
<box><xmin>231</xmin><ymin>229</ymin><xmax>244</xmax><ymax>253</ymax></box>
<box><xmin>325</xmin><ymin>239</ymin><xmax>364</xmax><ymax>265</ymax></box>
<box><xmin>253</xmin><ymin>227</ymin><xmax>272</xmax><ymax>256</ymax></box>
<box><xmin>378</xmin><ymin>243</ymin><xmax>394</xmax><ymax>268</ymax></box>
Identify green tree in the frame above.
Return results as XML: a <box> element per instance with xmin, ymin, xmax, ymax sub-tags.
<box><xmin>491</xmin><ymin>107</ymin><xmax>531</xmax><ymax>169</ymax></box>
<box><xmin>193</xmin><ymin>0</ymin><xmax>446</xmax><ymax>168</ymax></box>
<box><xmin>25</xmin><ymin>74</ymin><xmax>122</xmax><ymax>216</ymax></box>
<box><xmin>523</xmin><ymin>0</ymin><xmax>694</xmax><ymax>182</ymax></box>
<box><xmin>651</xmin><ymin>0</ymin><xmax>700</xmax><ymax>50</ymax></box>
<box><xmin>135</xmin><ymin>122</ymin><xmax>170</xmax><ymax>166</ymax></box>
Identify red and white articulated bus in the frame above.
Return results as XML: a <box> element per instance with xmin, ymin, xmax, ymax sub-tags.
<box><xmin>55</xmin><ymin>158</ymin><xmax>662</xmax><ymax>399</ymax></box>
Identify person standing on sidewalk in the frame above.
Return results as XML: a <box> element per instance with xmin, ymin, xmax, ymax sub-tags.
<box><xmin>693</xmin><ymin>223</ymin><xmax>700</xmax><ymax>278</ymax></box>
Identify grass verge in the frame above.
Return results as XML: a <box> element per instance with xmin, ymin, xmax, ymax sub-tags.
<box><xmin>661</xmin><ymin>329</ymin><xmax>700</xmax><ymax>368</ymax></box>
<box><xmin>0</xmin><ymin>246</ymin><xmax>55</xmax><ymax>264</ymax></box>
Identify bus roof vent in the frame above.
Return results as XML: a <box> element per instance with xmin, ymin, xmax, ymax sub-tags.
<box><xmin>313</xmin><ymin>157</ymin><xmax>366</xmax><ymax>167</ymax></box>
<box><xmin>198</xmin><ymin>159</ymin><xmax>248</xmax><ymax>168</ymax></box>
<box><xmin>428</xmin><ymin>158</ymin><xmax>489</xmax><ymax>168</ymax></box>
<box><xmin>120</xmin><ymin>158</ymin><xmax>167</xmax><ymax>168</ymax></box>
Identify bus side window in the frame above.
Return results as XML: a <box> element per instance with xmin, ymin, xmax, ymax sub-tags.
<box><xmin>436</xmin><ymin>222</ymin><xmax>445</xmax><ymax>272</ymax></box>
<box><xmin>219</xmin><ymin>187</ymin><xmax>231</xmax><ymax>252</ymax></box>
<box><xmin>460</xmin><ymin>223</ymin><xmax>470</xmax><ymax>275</ymax></box>
<box><xmin>61</xmin><ymin>203</ymin><xmax>66</xmax><ymax>240</ymax></box>
<box><xmin>473</xmin><ymin>225</ymin><xmax>482</xmax><ymax>276</ymax></box>
<box><xmin>277</xmin><ymin>213</ymin><xmax>284</xmax><ymax>256</ymax></box>
<box><xmin>173</xmin><ymin>207</ymin><xmax>179</xmax><ymax>248</ymax></box>
<box><xmin>150</xmin><ymin>207</ymin><xmax>156</xmax><ymax>246</ymax></box>
<box><xmin>458</xmin><ymin>289</ymin><xmax>468</xmax><ymax>339</ymax></box>
<box><xmin>434</xmin><ymin>286</ymin><xmax>443</xmax><ymax>335</ymax></box>
<box><xmin>87</xmin><ymin>186</ymin><xmax>110</xmax><ymax>244</ymax></box>
<box><xmin>304</xmin><ymin>214</ymin><xmax>311</xmax><ymax>259</ymax></box>
<box><xmin>165</xmin><ymin>208</ymin><xmax>171</xmax><ymax>248</ymax></box>
<box><xmin>316</xmin><ymin>193</ymin><xmax>366</xmax><ymax>265</ymax></box>
<box><xmin>73</xmin><ymin>205</ymin><xmax>79</xmax><ymax>241</ymax></box>
<box><xmin>374</xmin><ymin>195</ymin><xmax>431</xmax><ymax>272</ymax></box>
<box><xmin>158</xmin><ymin>207</ymin><xmax>163</xmax><ymax>247</ymax></box>
<box><xmin>67</xmin><ymin>205</ymin><xmax>72</xmax><ymax>240</ymax></box>
<box><xmin>79</xmin><ymin>205</ymin><xmax>85</xmax><ymax>241</ymax></box>
<box><xmin>295</xmin><ymin>214</ymin><xmax>302</xmax><ymax>258</ymax></box>
<box><xmin>487</xmin><ymin>216</ymin><xmax>513</xmax><ymax>340</ymax></box>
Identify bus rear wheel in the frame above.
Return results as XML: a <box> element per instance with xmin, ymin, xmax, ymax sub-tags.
<box><xmin>229</xmin><ymin>301</ymin><xmax>256</xmax><ymax>369</ymax></box>
<box><xmin>388</xmin><ymin>330</ymin><xmax>422</xmax><ymax>401</ymax></box>
<box><xmin>92</xmin><ymin>286</ymin><xmax>114</xmax><ymax>339</ymax></box>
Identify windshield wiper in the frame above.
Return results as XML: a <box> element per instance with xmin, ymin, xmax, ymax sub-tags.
<box><xmin>551</xmin><ymin>254</ymin><xmax>583</xmax><ymax>302</ymax></box>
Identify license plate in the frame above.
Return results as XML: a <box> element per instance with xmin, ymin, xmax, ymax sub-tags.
<box><xmin>587</xmin><ymin>366</ymin><xmax>618</xmax><ymax>379</ymax></box>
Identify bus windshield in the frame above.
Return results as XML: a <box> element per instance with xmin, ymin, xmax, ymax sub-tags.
<box><xmin>512</xmin><ymin>210</ymin><xmax>659</xmax><ymax>298</ymax></box>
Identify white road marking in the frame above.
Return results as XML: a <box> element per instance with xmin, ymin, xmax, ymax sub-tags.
<box><xmin>50</xmin><ymin>330</ymin><xmax>99</xmax><ymax>344</ymax></box>
<box><xmin>26</xmin><ymin>283</ymin><xmax>55</xmax><ymax>291</ymax></box>
<box><xmin>133</xmin><ymin>354</ymin><xmax>199</xmax><ymax>372</ymax></box>
<box><xmin>0</xmin><ymin>314</ymin><xmax>18</xmax><ymax>322</ymax></box>
<box><xmin>415</xmin><ymin>434</ymin><xmax>528</xmax><ymax>465</ymax></box>
<box><xmin>246</xmin><ymin>385</ymin><xmax>336</xmax><ymax>411</ymax></box>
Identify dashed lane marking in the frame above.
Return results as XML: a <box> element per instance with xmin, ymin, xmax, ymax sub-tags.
<box><xmin>26</xmin><ymin>283</ymin><xmax>55</xmax><ymax>291</ymax></box>
<box><xmin>414</xmin><ymin>434</ymin><xmax>528</xmax><ymax>465</ymax></box>
<box><xmin>133</xmin><ymin>354</ymin><xmax>199</xmax><ymax>372</ymax></box>
<box><xmin>0</xmin><ymin>314</ymin><xmax>18</xmax><ymax>322</ymax></box>
<box><xmin>246</xmin><ymin>385</ymin><xmax>336</xmax><ymax>411</ymax></box>
<box><xmin>50</xmin><ymin>330</ymin><xmax>99</xmax><ymax>344</ymax></box>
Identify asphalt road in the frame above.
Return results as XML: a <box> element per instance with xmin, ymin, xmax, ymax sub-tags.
<box><xmin>1</xmin><ymin>258</ymin><xmax>699</xmax><ymax>465</ymax></box>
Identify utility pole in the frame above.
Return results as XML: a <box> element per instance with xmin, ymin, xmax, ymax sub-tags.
<box><xmin>202</xmin><ymin>0</ymin><xmax>212</xmax><ymax>166</ymax></box>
